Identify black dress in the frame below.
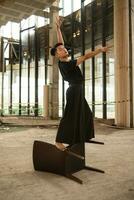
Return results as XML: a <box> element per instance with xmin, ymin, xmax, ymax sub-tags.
<box><xmin>56</xmin><ymin>59</ymin><xmax>94</xmax><ymax>145</ymax></box>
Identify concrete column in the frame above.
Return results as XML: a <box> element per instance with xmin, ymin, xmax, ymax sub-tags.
<box><xmin>114</xmin><ymin>0</ymin><xmax>131</xmax><ymax>127</ymax></box>
<box><xmin>48</xmin><ymin>0</ymin><xmax>60</xmax><ymax>119</ymax></box>
<box><xmin>0</xmin><ymin>37</ymin><xmax>2</xmax><ymax>110</ymax></box>
<box><xmin>132</xmin><ymin>0</ymin><xmax>134</xmax><ymax>126</ymax></box>
<box><xmin>43</xmin><ymin>85</ymin><xmax>49</xmax><ymax>118</ymax></box>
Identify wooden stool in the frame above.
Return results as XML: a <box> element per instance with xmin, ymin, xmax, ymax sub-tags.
<box><xmin>33</xmin><ymin>140</ymin><xmax>104</xmax><ymax>184</ymax></box>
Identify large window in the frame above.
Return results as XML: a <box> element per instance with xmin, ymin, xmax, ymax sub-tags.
<box><xmin>59</xmin><ymin>0</ymin><xmax>114</xmax><ymax>119</ymax></box>
<box><xmin>106</xmin><ymin>40</ymin><xmax>115</xmax><ymax>118</ymax></box>
<box><xmin>21</xmin><ymin>30</ymin><xmax>29</xmax><ymax>115</ymax></box>
<box><xmin>95</xmin><ymin>54</ymin><xmax>103</xmax><ymax>118</ymax></box>
<box><xmin>85</xmin><ymin>53</ymin><xmax>92</xmax><ymax>108</ymax></box>
<box><xmin>0</xmin><ymin>14</ymin><xmax>49</xmax><ymax>116</ymax></box>
<box><xmin>59</xmin><ymin>0</ymin><xmax>81</xmax><ymax>16</ymax></box>
<box><xmin>0</xmin><ymin>0</ymin><xmax>114</xmax><ymax>119</ymax></box>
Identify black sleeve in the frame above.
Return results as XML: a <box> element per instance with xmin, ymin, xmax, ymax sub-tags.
<box><xmin>63</xmin><ymin>59</ymin><xmax>77</xmax><ymax>73</ymax></box>
<box><xmin>69</xmin><ymin>59</ymin><xmax>77</xmax><ymax>69</ymax></box>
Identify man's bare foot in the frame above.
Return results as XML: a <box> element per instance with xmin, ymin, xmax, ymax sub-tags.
<box><xmin>55</xmin><ymin>142</ymin><xmax>66</xmax><ymax>151</ymax></box>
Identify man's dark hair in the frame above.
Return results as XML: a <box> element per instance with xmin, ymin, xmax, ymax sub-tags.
<box><xmin>50</xmin><ymin>43</ymin><xmax>63</xmax><ymax>56</ymax></box>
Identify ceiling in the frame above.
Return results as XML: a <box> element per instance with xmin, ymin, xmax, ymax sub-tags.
<box><xmin>0</xmin><ymin>0</ymin><xmax>56</xmax><ymax>26</ymax></box>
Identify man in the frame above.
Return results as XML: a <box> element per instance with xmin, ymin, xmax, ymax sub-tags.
<box><xmin>51</xmin><ymin>17</ymin><xmax>110</xmax><ymax>150</ymax></box>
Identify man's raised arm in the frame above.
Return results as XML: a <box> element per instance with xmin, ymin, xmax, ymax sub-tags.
<box><xmin>55</xmin><ymin>16</ymin><xmax>64</xmax><ymax>44</ymax></box>
<box><xmin>76</xmin><ymin>46</ymin><xmax>111</xmax><ymax>66</ymax></box>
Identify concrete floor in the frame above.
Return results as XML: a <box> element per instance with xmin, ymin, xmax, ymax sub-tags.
<box><xmin>0</xmin><ymin>118</ymin><xmax>134</xmax><ymax>200</ymax></box>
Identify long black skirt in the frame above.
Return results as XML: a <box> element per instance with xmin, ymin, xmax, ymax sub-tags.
<box><xmin>56</xmin><ymin>83</ymin><xmax>95</xmax><ymax>145</ymax></box>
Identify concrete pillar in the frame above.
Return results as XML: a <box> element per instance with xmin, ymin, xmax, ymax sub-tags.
<box><xmin>48</xmin><ymin>0</ymin><xmax>60</xmax><ymax>119</ymax></box>
<box><xmin>43</xmin><ymin>85</ymin><xmax>49</xmax><ymax>118</ymax></box>
<box><xmin>114</xmin><ymin>0</ymin><xmax>132</xmax><ymax>127</ymax></box>
<box><xmin>0</xmin><ymin>37</ymin><xmax>2</xmax><ymax>110</ymax></box>
<box><xmin>0</xmin><ymin>37</ymin><xmax>4</xmax><ymax>114</ymax></box>
<box><xmin>132</xmin><ymin>0</ymin><xmax>134</xmax><ymax>126</ymax></box>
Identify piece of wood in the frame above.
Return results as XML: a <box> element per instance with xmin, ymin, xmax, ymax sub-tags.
<box><xmin>33</xmin><ymin>140</ymin><xmax>105</xmax><ymax>184</ymax></box>
<box><xmin>33</xmin><ymin>141</ymin><xmax>85</xmax><ymax>176</ymax></box>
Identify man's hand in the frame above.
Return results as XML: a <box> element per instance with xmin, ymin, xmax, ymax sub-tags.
<box><xmin>55</xmin><ymin>16</ymin><xmax>64</xmax><ymax>29</ymax></box>
<box><xmin>101</xmin><ymin>47</ymin><xmax>108</xmax><ymax>52</ymax></box>
<box><xmin>55</xmin><ymin>16</ymin><xmax>64</xmax><ymax>44</ymax></box>
<box><xmin>100</xmin><ymin>45</ymin><xmax>113</xmax><ymax>53</ymax></box>
<box><xmin>76</xmin><ymin>45</ymin><xmax>113</xmax><ymax>65</ymax></box>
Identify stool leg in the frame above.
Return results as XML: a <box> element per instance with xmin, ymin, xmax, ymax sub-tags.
<box><xmin>66</xmin><ymin>174</ymin><xmax>83</xmax><ymax>184</ymax></box>
<box><xmin>65</xmin><ymin>149</ymin><xmax>85</xmax><ymax>160</ymax></box>
<box><xmin>84</xmin><ymin>165</ymin><xmax>105</xmax><ymax>173</ymax></box>
<box><xmin>87</xmin><ymin>140</ymin><xmax>104</xmax><ymax>145</ymax></box>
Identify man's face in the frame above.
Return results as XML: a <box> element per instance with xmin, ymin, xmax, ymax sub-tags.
<box><xmin>56</xmin><ymin>45</ymin><xmax>69</xmax><ymax>59</ymax></box>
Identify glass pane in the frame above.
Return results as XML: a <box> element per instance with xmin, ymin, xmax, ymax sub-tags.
<box><xmin>29</xmin><ymin>66</ymin><xmax>35</xmax><ymax>115</ymax></box>
<box><xmin>73</xmin><ymin>0</ymin><xmax>81</xmax><ymax>12</ymax></box>
<box><xmin>60</xmin><ymin>0</ymin><xmax>81</xmax><ymax>16</ymax></box>
<box><xmin>95</xmin><ymin>54</ymin><xmax>103</xmax><ymax>118</ymax></box>
<box><xmin>95</xmin><ymin>55</ymin><xmax>102</xmax><ymax>78</ymax></box>
<box><xmin>11</xmin><ymin>22</ymin><xmax>19</xmax><ymax>40</ymax></box>
<box><xmin>12</xmin><ymin>69</ymin><xmax>19</xmax><ymax>115</ymax></box>
<box><xmin>3</xmin><ymin>70</ymin><xmax>10</xmax><ymax>114</ymax></box>
<box><xmin>95</xmin><ymin>78</ymin><xmax>103</xmax><ymax>118</ymax></box>
<box><xmin>29</xmin><ymin>29</ymin><xmax>35</xmax><ymax>115</ymax></box>
<box><xmin>107</xmin><ymin>75</ymin><xmax>115</xmax><ymax>118</ymax></box>
<box><xmin>63</xmin><ymin>0</ymin><xmax>72</xmax><ymax>16</ymax></box>
<box><xmin>37</xmin><ymin>16</ymin><xmax>45</xmax><ymax>28</ymax></box>
<box><xmin>38</xmin><ymin>66</ymin><xmax>45</xmax><ymax>115</ymax></box>
<box><xmin>21</xmin><ymin>68</ymin><xmax>28</xmax><ymax>114</ymax></box>
<box><xmin>1</xmin><ymin>22</ymin><xmax>12</xmax><ymax>38</ymax></box>
<box><xmin>21</xmin><ymin>19</ymin><xmax>29</xmax><ymax>30</ymax></box>
<box><xmin>0</xmin><ymin>22</ymin><xmax>19</xmax><ymax>40</ymax></box>
<box><xmin>59</xmin><ymin>0</ymin><xmax>63</xmax><ymax>16</ymax></box>
<box><xmin>85</xmin><ymin>58</ymin><xmax>92</xmax><ymax>108</ymax></box>
<box><xmin>21</xmin><ymin>31</ymin><xmax>28</xmax><ymax>115</ymax></box>
<box><xmin>29</xmin><ymin>15</ymin><xmax>36</xmax><ymax>27</ymax></box>
<box><xmin>106</xmin><ymin>39</ymin><xmax>115</xmax><ymax>118</ymax></box>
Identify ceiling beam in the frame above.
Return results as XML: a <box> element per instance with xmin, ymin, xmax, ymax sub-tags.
<box><xmin>33</xmin><ymin>10</ymin><xmax>50</xmax><ymax>18</ymax></box>
<box><xmin>14</xmin><ymin>0</ymin><xmax>48</xmax><ymax>10</ymax></box>
<box><xmin>0</xmin><ymin>0</ymin><xmax>55</xmax><ymax>26</ymax></box>
<box><xmin>1</xmin><ymin>2</ymin><xmax>50</xmax><ymax>18</ymax></box>
<box><xmin>0</xmin><ymin>6</ymin><xmax>20</xmax><ymax>17</ymax></box>
<box><xmin>0</xmin><ymin>3</ymin><xmax>33</xmax><ymax>14</ymax></box>
<box><xmin>4</xmin><ymin>16</ymin><xmax>21</xmax><ymax>23</ymax></box>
